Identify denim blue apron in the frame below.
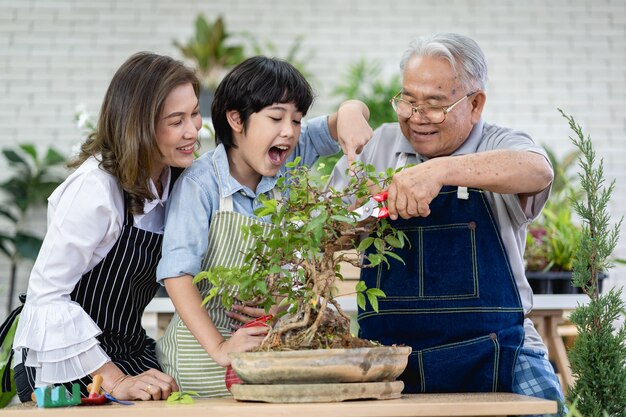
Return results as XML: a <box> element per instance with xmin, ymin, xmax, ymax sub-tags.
<box><xmin>360</xmin><ymin>161</ymin><xmax>524</xmax><ymax>393</ymax></box>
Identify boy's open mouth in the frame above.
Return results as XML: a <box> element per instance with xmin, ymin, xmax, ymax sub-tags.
<box><xmin>268</xmin><ymin>145</ymin><xmax>289</xmax><ymax>166</ymax></box>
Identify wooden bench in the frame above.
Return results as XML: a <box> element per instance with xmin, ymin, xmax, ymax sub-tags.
<box><xmin>4</xmin><ymin>393</ymin><xmax>557</xmax><ymax>416</ymax></box>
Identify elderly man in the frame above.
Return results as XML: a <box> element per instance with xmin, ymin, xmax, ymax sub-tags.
<box><xmin>328</xmin><ymin>33</ymin><xmax>563</xmax><ymax>413</ymax></box>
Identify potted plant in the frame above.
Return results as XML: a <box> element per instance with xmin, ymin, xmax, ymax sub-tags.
<box><xmin>559</xmin><ymin>110</ymin><xmax>626</xmax><ymax>416</ymax></box>
<box><xmin>523</xmin><ymin>146</ymin><xmax>613</xmax><ymax>294</ymax></box>
<box><xmin>172</xmin><ymin>14</ymin><xmax>245</xmax><ymax>114</ymax></box>
<box><xmin>194</xmin><ymin>160</ymin><xmax>411</xmax><ymax>402</ymax></box>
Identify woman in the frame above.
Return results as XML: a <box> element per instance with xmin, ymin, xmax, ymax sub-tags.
<box><xmin>8</xmin><ymin>51</ymin><xmax>200</xmax><ymax>402</ymax></box>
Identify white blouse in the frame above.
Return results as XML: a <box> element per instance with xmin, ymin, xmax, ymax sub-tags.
<box><xmin>12</xmin><ymin>156</ymin><xmax>171</xmax><ymax>386</ymax></box>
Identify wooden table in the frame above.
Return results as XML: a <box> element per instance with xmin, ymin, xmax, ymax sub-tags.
<box><xmin>4</xmin><ymin>393</ymin><xmax>557</xmax><ymax>417</ymax></box>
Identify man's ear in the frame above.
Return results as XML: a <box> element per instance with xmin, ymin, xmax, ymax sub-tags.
<box><xmin>226</xmin><ymin>110</ymin><xmax>243</xmax><ymax>133</ymax></box>
<box><xmin>470</xmin><ymin>91</ymin><xmax>486</xmax><ymax>124</ymax></box>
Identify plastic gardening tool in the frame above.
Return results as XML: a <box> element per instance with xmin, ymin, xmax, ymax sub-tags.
<box><xmin>32</xmin><ymin>383</ymin><xmax>82</xmax><ymax>408</ymax></box>
<box><xmin>81</xmin><ymin>374</ymin><xmax>108</xmax><ymax>405</ymax></box>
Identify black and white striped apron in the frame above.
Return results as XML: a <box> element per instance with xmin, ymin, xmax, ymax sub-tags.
<box><xmin>14</xmin><ymin>200</ymin><xmax>163</xmax><ymax>401</ymax></box>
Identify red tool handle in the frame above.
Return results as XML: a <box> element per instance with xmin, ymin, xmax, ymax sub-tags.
<box><xmin>243</xmin><ymin>314</ymin><xmax>273</xmax><ymax>328</ymax></box>
<box><xmin>373</xmin><ymin>190</ymin><xmax>388</xmax><ymax>202</ymax></box>
<box><xmin>225</xmin><ymin>314</ymin><xmax>273</xmax><ymax>390</ymax></box>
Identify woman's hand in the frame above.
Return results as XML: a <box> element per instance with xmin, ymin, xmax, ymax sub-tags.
<box><xmin>110</xmin><ymin>368</ymin><xmax>178</xmax><ymax>401</ymax></box>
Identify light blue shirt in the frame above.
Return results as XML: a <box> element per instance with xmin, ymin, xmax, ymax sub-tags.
<box><xmin>157</xmin><ymin>115</ymin><xmax>339</xmax><ymax>282</ymax></box>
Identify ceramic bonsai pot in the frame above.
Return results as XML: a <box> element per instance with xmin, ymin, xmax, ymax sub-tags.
<box><xmin>228</xmin><ymin>345</ymin><xmax>411</xmax><ymax>403</ymax></box>
<box><xmin>229</xmin><ymin>345</ymin><xmax>411</xmax><ymax>384</ymax></box>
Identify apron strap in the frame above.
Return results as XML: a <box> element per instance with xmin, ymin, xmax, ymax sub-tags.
<box><xmin>219</xmin><ymin>195</ymin><xmax>233</xmax><ymax>212</ymax></box>
<box><xmin>219</xmin><ymin>190</ymin><xmax>282</xmax><ymax>213</ymax></box>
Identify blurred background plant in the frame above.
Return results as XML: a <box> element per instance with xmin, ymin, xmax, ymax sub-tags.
<box><xmin>172</xmin><ymin>14</ymin><xmax>246</xmax><ymax>115</ymax></box>
<box><xmin>331</xmin><ymin>58</ymin><xmax>400</xmax><ymax>130</ymax></box>
<box><xmin>524</xmin><ymin>146</ymin><xmax>585</xmax><ymax>293</ymax></box>
<box><xmin>0</xmin><ymin>144</ymin><xmax>67</xmax><ymax>316</ymax></box>
<box><xmin>315</xmin><ymin>58</ymin><xmax>401</xmax><ymax>177</ymax></box>
<box><xmin>242</xmin><ymin>33</ymin><xmax>315</xmax><ymax>83</ymax></box>
<box><xmin>172</xmin><ymin>14</ymin><xmax>245</xmax><ymax>91</ymax></box>
<box><xmin>524</xmin><ymin>144</ymin><xmax>592</xmax><ymax>271</ymax></box>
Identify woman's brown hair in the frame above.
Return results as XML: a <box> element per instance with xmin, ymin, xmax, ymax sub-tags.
<box><xmin>69</xmin><ymin>52</ymin><xmax>199</xmax><ymax>215</ymax></box>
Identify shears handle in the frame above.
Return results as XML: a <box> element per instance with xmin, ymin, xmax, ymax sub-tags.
<box><xmin>373</xmin><ymin>190</ymin><xmax>388</xmax><ymax>202</ymax></box>
<box><xmin>373</xmin><ymin>190</ymin><xmax>389</xmax><ymax>218</ymax></box>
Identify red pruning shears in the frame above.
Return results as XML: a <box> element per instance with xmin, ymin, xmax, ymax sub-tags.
<box><xmin>353</xmin><ymin>191</ymin><xmax>390</xmax><ymax>221</ymax></box>
<box><xmin>225</xmin><ymin>314</ymin><xmax>273</xmax><ymax>390</ymax></box>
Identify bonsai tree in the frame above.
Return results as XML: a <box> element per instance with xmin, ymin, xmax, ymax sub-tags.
<box><xmin>172</xmin><ymin>14</ymin><xmax>245</xmax><ymax>91</ymax></box>
<box><xmin>560</xmin><ymin>110</ymin><xmax>626</xmax><ymax>417</ymax></box>
<box><xmin>0</xmin><ymin>144</ymin><xmax>67</xmax><ymax>315</ymax></box>
<box><xmin>194</xmin><ymin>160</ymin><xmax>407</xmax><ymax>350</ymax></box>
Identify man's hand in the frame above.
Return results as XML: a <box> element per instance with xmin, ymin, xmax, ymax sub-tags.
<box><xmin>387</xmin><ymin>162</ymin><xmax>443</xmax><ymax>220</ymax></box>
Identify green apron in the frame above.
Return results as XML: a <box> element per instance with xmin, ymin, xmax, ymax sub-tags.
<box><xmin>157</xmin><ymin>195</ymin><xmax>273</xmax><ymax>397</ymax></box>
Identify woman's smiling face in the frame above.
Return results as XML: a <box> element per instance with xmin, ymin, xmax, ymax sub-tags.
<box><xmin>226</xmin><ymin>102</ymin><xmax>303</xmax><ymax>190</ymax></box>
<box><xmin>155</xmin><ymin>82</ymin><xmax>202</xmax><ymax>171</ymax></box>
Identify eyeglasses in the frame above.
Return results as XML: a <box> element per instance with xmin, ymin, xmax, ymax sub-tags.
<box><xmin>390</xmin><ymin>91</ymin><xmax>477</xmax><ymax>124</ymax></box>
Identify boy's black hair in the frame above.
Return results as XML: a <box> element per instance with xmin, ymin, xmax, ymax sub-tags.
<box><xmin>211</xmin><ymin>56</ymin><xmax>314</xmax><ymax>149</ymax></box>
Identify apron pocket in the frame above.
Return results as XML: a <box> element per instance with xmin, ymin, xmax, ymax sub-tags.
<box><xmin>408</xmin><ymin>333</ymin><xmax>500</xmax><ymax>393</ymax></box>
<box><xmin>368</xmin><ymin>222</ymin><xmax>479</xmax><ymax>300</ymax></box>
<box><xmin>418</xmin><ymin>223</ymin><xmax>478</xmax><ymax>299</ymax></box>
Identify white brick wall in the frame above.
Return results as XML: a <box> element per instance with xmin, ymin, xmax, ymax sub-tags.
<box><xmin>1</xmin><ymin>0</ymin><xmax>625</xmax><ymax>314</ymax></box>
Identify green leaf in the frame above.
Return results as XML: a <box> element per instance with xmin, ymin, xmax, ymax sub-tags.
<box><xmin>384</xmin><ymin>235</ymin><xmax>403</xmax><ymax>248</ymax></box>
<box><xmin>178</xmin><ymin>394</ymin><xmax>194</xmax><ymax>404</ymax></box>
<box><xmin>0</xmin><ymin>207</ymin><xmax>18</xmax><ymax>223</ymax></box>
<box><xmin>330</xmin><ymin>214</ymin><xmax>356</xmax><ymax>223</ymax></box>
<box><xmin>14</xmin><ymin>232</ymin><xmax>43</xmax><ymax>261</ymax></box>
<box><xmin>357</xmin><ymin>237</ymin><xmax>374</xmax><ymax>252</ymax></box>
<box><xmin>366</xmin><ymin>291</ymin><xmax>380</xmax><ymax>312</ymax></box>
<box><xmin>355</xmin><ymin>280</ymin><xmax>367</xmax><ymax>292</ymax></box>
<box><xmin>366</xmin><ymin>253</ymin><xmax>383</xmax><ymax>267</ymax></box>
<box><xmin>356</xmin><ymin>292</ymin><xmax>366</xmax><ymax>310</ymax></box>
<box><xmin>44</xmin><ymin>148</ymin><xmax>66</xmax><ymax>165</ymax></box>
<box><xmin>166</xmin><ymin>391</ymin><xmax>196</xmax><ymax>404</ymax></box>
<box><xmin>2</xmin><ymin>149</ymin><xmax>27</xmax><ymax>166</ymax></box>
<box><xmin>286</xmin><ymin>156</ymin><xmax>301</xmax><ymax>168</ymax></box>
<box><xmin>374</xmin><ymin>238</ymin><xmax>384</xmax><ymax>253</ymax></box>
<box><xmin>385</xmin><ymin>251</ymin><xmax>405</xmax><ymax>264</ymax></box>
<box><xmin>254</xmin><ymin>280</ymin><xmax>267</xmax><ymax>294</ymax></box>
<box><xmin>366</xmin><ymin>288</ymin><xmax>386</xmax><ymax>298</ymax></box>
<box><xmin>167</xmin><ymin>392</ymin><xmax>181</xmax><ymax>402</ymax></box>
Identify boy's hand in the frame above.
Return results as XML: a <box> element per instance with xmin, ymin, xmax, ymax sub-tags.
<box><xmin>213</xmin><ymin>326</ymin><xmax>267</xmax><ymax>366</ymax></box>
<box><xmin>336</xmin><ymin>100</ymin><xmax>373</xmax><ymax>168</ymax></box>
